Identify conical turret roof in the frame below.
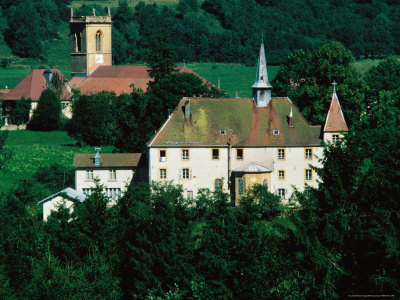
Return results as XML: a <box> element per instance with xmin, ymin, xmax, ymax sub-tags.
<box><xmin>252</xmin><ymin>40</ymin><xmax>272</xmax><ymax>89</ymax></box>
<box><xmin>324</xmin><ymin>89</ymin><xmax>348</xmax><ymax>132</ymax></box>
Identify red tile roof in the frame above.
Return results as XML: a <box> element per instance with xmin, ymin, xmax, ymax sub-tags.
<box><xmin>150</xmin><ymin>97</ymin><xmax>322</xmax><ymax>147</ymax></box>
<box><xmin>324</xmin><ymin>92</ymin><xmax>348</xmax><ymax>132</ymax></box>
<box><xmin>3</xmin><ymin>69</ymin><xmax>70</xmax><ymax>101</ymax></box>
<box><xmin>71</xmin><ymin>66</ymin><xmax>212</xmax><ymax>95</ymax></box>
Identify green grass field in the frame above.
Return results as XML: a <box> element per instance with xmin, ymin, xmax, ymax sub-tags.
<box><xmin>185</xmin><ymin>63</ymin><xmax>279</xmax><ymax>97</ymax></box>
<box><xmin>0</xmin><ymin>130</ymin><xmax>113</xmax><ymax>194</ymax></box>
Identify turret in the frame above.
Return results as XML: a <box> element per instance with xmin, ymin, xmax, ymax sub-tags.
<box><xmin>323</xmin><ymin>82</ymin><xmax>348</xmax><ymax>143</ymax></box>
<box><xmin>252</xmin><ymin>40</ymin><xmax>272</xmax><ymax>107</ymax></box>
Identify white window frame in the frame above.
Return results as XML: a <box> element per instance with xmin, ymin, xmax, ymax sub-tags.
<box><xmin>182</xmin><ymin>149</ymin><xmax>189</xmax><ymax>160</ymax></box>
<box><xmin>305</xmin><ymin>169</ymin><xmax>312</xmax><ymax>181</ymax></box>
<box><xmin>278</xmin><ymin>148</ymin><xmax>285</xmax><ymax>160</ymax></box>
<box><xmin>86</xmin><ymin>169</ymin><xmax>94</xmax><ymax>180</ymax></box>
<box><xmin>160</xmin><ymin>168</ymin><xmax>167</xmax><ymax>180</ymax></box>
<box><xmin>109</xmin><ymin>169</ymin><xmax>117</xmax><ymax>181</ymax></box>
<box><xmin>305</xmin><ymin>148</ymin><xmax>312</xmax><ymax>160</ymax></box>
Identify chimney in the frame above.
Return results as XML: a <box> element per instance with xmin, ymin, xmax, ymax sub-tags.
<box><xmin>94</xmin><ymin>147</ymin><xmax>102</xmax><ymax>166</ymax></box>
<box><xmin>184</xmin><ymin>99</ymin><xmax>191</xmax><ymax>119</ymax></box>
<box><xmin>43</xmin><ymin>69</ymin><xmax>52</xmax><ymax>88</ymax></box>
<box><xmin>288</xmin><ymin>108</ymin><xmax>294</xmax><ymax>128</ymax></box>
<box><xmin>108</xmin><ymin>7</ymin><xmax>111</xmax><ymax>17</ymax></box>
<box><xmin>71</xmin><ymin>8</ymin><xmax>73</xmax><ymax>18</ymax></box>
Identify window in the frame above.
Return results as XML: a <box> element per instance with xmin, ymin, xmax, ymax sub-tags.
<box><xmin>220</xmin><ymin>130</ymin><xmax>226</xmax><ymax>135</ymax></box>
<box><xmin>278</xmin><ymin>148</ymin><xmax>285</xmax><ymax>160</ymax></box>
<box><xmin>214</xmin><ymin>179</ymin><xmax>223</xmax><ymax>192</ymax></box>
<box><xmin>273</xmin><ymin>129</ymin><xmax>280</xmax><ymax>135</ymax></box>
<box><xmin>160</xmin><ymin>169</ymin><xmax>167</xmax><ymax>180</ymax></box>
<box><xmin>187</xmin><ymin>191</ymin><xmax>193</xmax><ymax>200</ymax></box>
<box><xmin>83</xmin><ymin>188</ymin><xmax>94</xmax><ymax>196</ymax></box>
<box><xmin>305</xmin><ymin>148</ymin><xmax>313</xmax><ymax>160</ymax></box>
<box><xmin>182</xmin><ymin>168</ymin><xmax>190</xmax><ymax>179</ymax></box>
<box><xmin>182</xmin><ymin>149</ymin><xmax>189</xmax><ymax>160</ymax></box>
<box><xmin>263</xmin><ymin>179</ymin><xmax>268</xmax><ymax>187</ymax></box>
<box><xmin>305</xmin><ymin>169</ymin><xmax>312</xmax><ymax>181</ymax></box>
<box><xmin>236</xmin><ymin>148</ymin><xmax>243</xmax><ymax>160</ymax></box>
<box><xmin>75</xmin><ymin>32</ymin><xmax>81</xmax><ymax>52</ymax></box>
<box><xmin>106</xmin><ymin>188</ymin><xmax>121</xmax><ymax>199</ymax></box>
<box><xmin>332</xmin><ymin>134</ymin><xmax>339</xmax><ymax>143</ymax></box>
<box><xmin>278</xmin><ymin>170</ymin><xmax>285</xmax><ymax>180</ymax></box>
<box><xmin>238</xmin><ymin>178</ymin><xmax>245</xmax><ymax>195</ymax></box>
<box><xmin>95</xmin><ymin>30</ymin><xmax>102</xmax><ymax>52</ymax></box>
<box><xmin>109</xmin><ymin>169</ymin><xmax>116</xmax><ymax>180</ymax></box>
<box><xmin>86</xmin><ymin>170</ymin><xmax>93</xmax><ymax>180</ymax></box>
<box><xmin>278</xmin><ymin>188</ymin><xmax>285</xmax><ymax>199</ymax></box>
<box><xmin>212</xmin><ymin>148</ymin><xmax>219</xmax><ymax>160</ymax></box>
<box><xmin>159</xmin><ymin>150</ymin><xmax>166</xmax><ymax>162</ymax></box>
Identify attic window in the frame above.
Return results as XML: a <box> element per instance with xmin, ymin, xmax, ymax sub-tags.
<box><xmin>220</xmin><ymin>130</ymin><xmax>226</xmax><ymax>135</ymax></box>
<box><xmin>273</xmin><ymin>130</ymin><xmax>280</xmax><ymax>135</ymax></box>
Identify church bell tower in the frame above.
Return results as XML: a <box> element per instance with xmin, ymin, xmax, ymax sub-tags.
<box><xmin>70</xmin><ymin>8</ymin><xmax>112</xmax><ymax>78</ymax></box>
<box><xmin>252</xmin><ymin>40</ymin><xmax>272</xmax><ymax>107</ymax></box>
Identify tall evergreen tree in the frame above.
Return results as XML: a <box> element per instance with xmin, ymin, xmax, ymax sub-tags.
<box><xmin>27</xmin><ymin>89</ymin><xmax>61</xmax><ymax>131</ymax></box>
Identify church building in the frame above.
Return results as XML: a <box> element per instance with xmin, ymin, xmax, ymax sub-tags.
<box><xmin>148</xmin><ymin>41</ymin><xmax>348</xmax><ymax>203</ymax></box>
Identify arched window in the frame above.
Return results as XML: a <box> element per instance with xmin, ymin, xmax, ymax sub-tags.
<box><xmin>95</xmin><ymin>30</ymin><xmax>102</xmax><ymax>52</ymax></box>
<box><xmin>263</xmin><ymin>179</ymin><xmax>268</xmax><ymax>187</ymax></box>
<box><xmin>75</xmin><ymin>32</ymin><xmax>81</xmax><ymax>52</ymax></box>
<box><xmin>238</xmin><ymin>178</ymin><xmax>244</xmax><ymax>196</ymax></box>
<box><xmin>214</xmin><ymin>179</ymin><xmax>222</xmax><ymax>192</ymax></box>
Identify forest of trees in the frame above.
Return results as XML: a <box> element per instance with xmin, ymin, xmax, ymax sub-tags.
<box><xmin>1</xmin><ymin>0</ymin><xmax>400</xmax><ymax>63</ymax></box>
<box><xmin>0</xmin><ymin>96</ymin><xmax>399</xmax><ymax>297</ymax></box>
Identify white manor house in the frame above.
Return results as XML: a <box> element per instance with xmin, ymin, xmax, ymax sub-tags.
<box><xmin>148</xmin><ymin>41</ymin><xmax>348</xmax><ymax>202</ymax></box>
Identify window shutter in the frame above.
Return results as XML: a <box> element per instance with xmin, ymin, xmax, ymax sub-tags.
<box><xmin>275</xmin><ymin>189</ymin><xmax>278</xmax><ymax>196</ymax></box>
<box><xmin>285</xmin><ymin>189</ymin><xmax>289</xmax><ymax>200</ymax></box>
<box><xmin>179</xmin><ymin>169</ymin><xmax>182</xmax><ymax>179</ymax></box>
<box><xmin>190</xmin><ymin>169</ymin><xmax>193</xmax><ymax>179</ymax></box>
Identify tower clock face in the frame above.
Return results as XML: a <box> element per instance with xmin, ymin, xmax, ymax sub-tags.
<box><xmin>95</xmin><ymin>54</ymin><xmax>103</xmax><ymax>63</ymax></box>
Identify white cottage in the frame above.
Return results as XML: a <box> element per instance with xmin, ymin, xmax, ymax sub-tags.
<box><xmin>38</xmin><ymin>187</ymin><xmax>86</xmax><ymax>221</ymax></box>
<box><xmin>73</xmin><ymin>149</ymin><xmax>142</xmax><ymax>200</ymax></box>
<box><xmin>148</xmin><ymin>41</ymin><xmax>348</xmax><ymax>203</ymax></box>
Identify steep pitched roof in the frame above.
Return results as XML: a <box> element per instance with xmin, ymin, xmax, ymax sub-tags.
<box><xmin>73</xmin><ymin>153</ymin><xmax>142</xmax><ymax>168</ymax></box>
<box><xmin>37</xmin><ymin>187</ymin><xmax>86</xmax><ymax>205</ymax></box>
<box><xmin>70</xmin><ymin>66</ymin><xmax>211</xmax><ymax>95</ymax></box>
<box><xmin>324</xmin><ymin>91</ymin><xmax>348</xmax><ymax>132</ymax></box>
<box><xmin>3</xmin><ymin>69</ymin><xmax>70</xmax><ymax>101</ymax></box>
<box><xmin>149</xmin><ymin>97</ymin><xmax>321</xmax><ymax>147</ymax></box>
<box><xmin>252</xmin><ymin>40</ymin><xmax>272</xmax><ymax>89</ymax></box>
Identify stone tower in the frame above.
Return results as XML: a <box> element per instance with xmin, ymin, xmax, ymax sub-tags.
<box><xmin>252</xmin><ymin>40</ymin><xmax>272</xmax><ymax>107</ymax></box>
<box><xmin>70</xmin><ymin>8</ymin><xmax>112</xmax><ymax>78</ymax></box>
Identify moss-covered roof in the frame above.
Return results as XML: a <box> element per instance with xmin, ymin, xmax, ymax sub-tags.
<box><xmin>150</xmin><ymin>97</ymin><xmax>322</xmax><ymax>147</ymax></box>
<box><xmin>74</xmin><ymin>153</ymin><xmax>142</xmax><ymax>168</ymax></box>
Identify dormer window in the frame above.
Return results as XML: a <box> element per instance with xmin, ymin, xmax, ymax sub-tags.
<box><xmin>273</xmin><ymin>130</ymin><xmax>280</xmax><ymax>135</ymax></box>
<box><xmin>220</xmin><ymin>130</ymin><xmax>226</xmax><ymax>135</ymax></box>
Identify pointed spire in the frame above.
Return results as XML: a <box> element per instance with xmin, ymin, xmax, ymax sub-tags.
<box><xmin>252</xmin><ymin>40</ymin><xmax>272</xmax><ymax>107</ymax></box>
<box><xmin>324</xmin><ymin>83</ymin><xmax>348</xmax><ymax>132</ymax></box>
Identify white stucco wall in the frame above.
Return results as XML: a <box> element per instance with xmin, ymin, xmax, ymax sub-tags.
<box><xmin>75</xmin><ymin>168</ymin><xmax>134</xmax><ymax>196</ymax></box>
<box><xmin>149</xmin><ymin>146</ymin><xmax>323</xmax><ymax>199</ymax></box>
<box><xmin>149</xmin><ymin>147</ymin><xmax>229</xmax><ymax>198</ymax></box>
<box><xmin>42</xmin><ymin>196</ymin><xmax>74</xmax><ymax>221</ymax></box>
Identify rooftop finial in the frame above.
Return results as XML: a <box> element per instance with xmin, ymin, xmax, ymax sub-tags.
<box><xmin>332</xmin><ymin>81</ymin><xmax>337</xmax><ymax>94</ymax></box>
<box><xmin>289</xmin><ymin>107</ymin><xmax>293</xmax><ymax>118</ymax></box>
<box><xmin>94</xmin><ymin>147</ymin><xmax>101</xmax><ymax>166</ymax></box>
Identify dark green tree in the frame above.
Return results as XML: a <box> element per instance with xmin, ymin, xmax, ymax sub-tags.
<box><xmin>4</xmin><ymin>1</ymin><xmax>43</xmax><ymax>58</ymax></box>
<box><xmin>272</xmin><ymin>42</ymin><xmax>366</xmax><ymax>125</ymax></box>
<box><xmin>27</xmin><ymin>88</ymin><xmax>61</xmax><ymax>131</ymax></box>
<box><xmin>147</xmin><ymin>30</ymin><xmax>177</xmax><ymax>88</ymax></box>
<box><xmin>10</xmin><ymin>97</ymin><xmax>31</xmax><ymax>125</ymax></box>
<box><xmin>68</xmin><ymin>91</ymin><xmax>117</xmax><ymax>146</ymax></box>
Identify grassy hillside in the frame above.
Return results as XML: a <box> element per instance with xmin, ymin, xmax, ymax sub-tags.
<box><xmin>0</xmin><ymin>130</ymin><xmax>113</xmax><ymax>195</ymax></box>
